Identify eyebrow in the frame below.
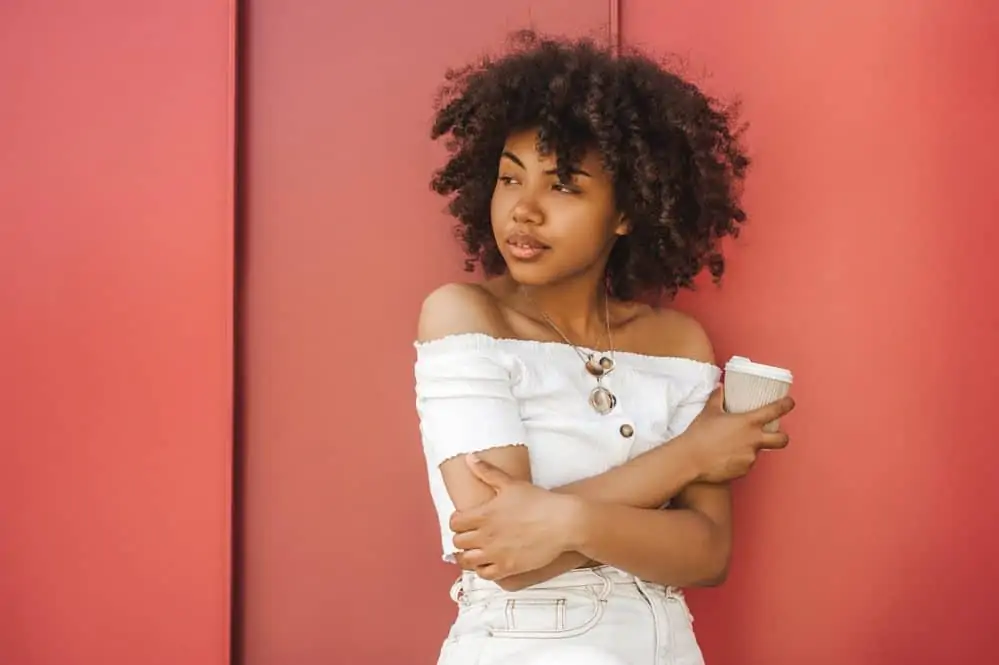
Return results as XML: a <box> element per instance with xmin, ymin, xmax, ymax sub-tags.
<box><xmin>501</xmin><ymin>150</ymin><xmax>591</xmax><ymax>177</ymax></box>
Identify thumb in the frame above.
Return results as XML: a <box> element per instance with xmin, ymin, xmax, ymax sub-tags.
<box><xmin>706</xmin><ymin>384</ymin><xmax>725</xmax><ymax>412</ymax></box>
<box><xmin>465</xmin><ymin>453</ymin><xmax>512</xmax><ymax>489</ymax></box>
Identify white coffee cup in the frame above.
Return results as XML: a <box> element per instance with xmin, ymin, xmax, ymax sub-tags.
<box><xmin>723</xmin><ymin>356</ymin><xmax>794</xmax><ymax>432</ymax></box>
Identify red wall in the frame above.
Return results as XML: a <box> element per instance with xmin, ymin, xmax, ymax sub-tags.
<box><xmin>238</xmin><ymin>2</ymin><xmax>608</xmax><ymax>663</ymax></box>
<box><xmin>0</xmin><ymin>3</ymin><xmax>235</xmax><ymax>665</ymax></box>
<box><xmin>8</xmin><ymin>2</ymin><xmax>995</xmax><ymax>663</ymax></box>
<box><xmin>622</xmin><ymin>1</ymin><xmax>999</xmax><ymax>663</ymax></box>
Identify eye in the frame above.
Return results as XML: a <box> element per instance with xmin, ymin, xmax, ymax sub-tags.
<box><xmin>498</xmin><ymin>175</ymin><xmax>520</xmax><ymax>186</ymax></box>
<box><xmin>552</xmin><ymin>181</ymin><xmax>579</xmax><ymax>194</ymax></box>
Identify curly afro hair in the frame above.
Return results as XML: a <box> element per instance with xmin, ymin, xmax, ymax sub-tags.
<box><xmin>430</xmin><ymin>30</ymin><xmax>750</xmax><ymax>301</ymax></box>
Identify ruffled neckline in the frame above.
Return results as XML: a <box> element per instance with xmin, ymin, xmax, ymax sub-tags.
<box><xmin>414</xmin><ymin>332</ymin><xmax>721</xmax><ymax>376</ymax></box>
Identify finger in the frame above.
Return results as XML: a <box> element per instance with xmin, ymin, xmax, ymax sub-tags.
<box><xmin>465</xmin><ymin>453</ymin><xmax>513</xmax><ymax>489</ymax></box>
<box><xmin>453</xmin><ymin>551</ymin><xmax>483</xmax><ymax>571</ymax></box>
<box><xmin>755</xmin><ymin>430</ymin><xmax>790</xmax><ymax>450</ymax></box>
<box><xmin>748</xmin><ymin>396</ymin><xmax>795</xmax><ymax>425</ymax></box>
<box><xmin>452</xmin><ymin>529</ymin><xmax>483</xmax><ymax>551</ymax></box>
<box><xmin>476</xmin><ymin>563</ymin><xmax>501</xmax><ymax>581</ymax></box>
<box><xmin>449</xmin><ymin>507</ymin><xmax>485</xmax><ymax>533</ymax></box>
<box><xmin>458</xmin><ymin>548</ymin><xmax>491</xmax><ymax>569</ymax></box>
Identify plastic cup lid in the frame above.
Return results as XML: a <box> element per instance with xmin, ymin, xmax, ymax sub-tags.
<box><xmin>724</xmin><ymin>355</ymin><xmax>793</xmax><ymax>383</ymax></box>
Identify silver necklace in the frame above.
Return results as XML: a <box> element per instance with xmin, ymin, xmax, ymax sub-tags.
<box><xmin>530</xmin><ymin>291</ymin><xmax>618</xmax><ymax>415</ymax></box>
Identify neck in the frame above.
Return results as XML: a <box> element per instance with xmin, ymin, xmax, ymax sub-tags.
<box><xmin>509</xmin><ymin>273</ymin><xmax>609</xmax><ymax>345</ymax></box>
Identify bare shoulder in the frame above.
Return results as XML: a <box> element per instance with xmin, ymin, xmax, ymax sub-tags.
<box><xmin>627</xmin><ymin>305</ymin><xmax>716</xmax><ymax>365</ymax></box>
<box><xmin>417</xmin><ymin>282</ymin><xmax>507</xmax><ymax>342</ymax></box>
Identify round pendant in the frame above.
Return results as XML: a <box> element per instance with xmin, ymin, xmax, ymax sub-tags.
<box><xmin>585</xmin><ymin>355</ymin><xmax>615</xmax><ymax>377</ymax></box>
<box><xmin>598</xmin><ymin>356</ymin><xmax>615</xmax><ymax>373</ymax></box>
<box><xmin>589</xmin><ymin>385</ymin><xmax>617</xmax><ymax>415</ymax></box>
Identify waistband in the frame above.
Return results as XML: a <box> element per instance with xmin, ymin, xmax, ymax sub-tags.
<box><xmin>452</xmin><ymin>565</ymin><xmax>681</xmax><ymax>603</ymax></box>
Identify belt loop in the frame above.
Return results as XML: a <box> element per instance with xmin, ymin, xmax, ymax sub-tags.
<box><xmin>448</xmin><ymin>576</ymin><xmax>466</xmax><ymax>605</ymax></box>
<box><xmin>589</xmin><ymin>566</ymin><xmax>614</xmax><ymax>602</ymax></box>
<box><xmin>668</xmin><ymin>586</ymin><xmax>694</xmax><ymax>623</ymax></box>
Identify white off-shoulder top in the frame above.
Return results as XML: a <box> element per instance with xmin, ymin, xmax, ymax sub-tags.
<box><xmin>413</xmin><ymin>333</ymin><xmax>721</xmax><ymax>562</ymax></box>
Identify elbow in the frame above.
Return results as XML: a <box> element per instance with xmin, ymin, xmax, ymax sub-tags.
<box><xmin>696</xmin><ymin>561</ymin><xmax>729</xmax><ymax>587</ymax></box>
<box><xmin>694</xmin><ymin>535</ymin><xmax>731</xmax><ymax>587</ymax></box>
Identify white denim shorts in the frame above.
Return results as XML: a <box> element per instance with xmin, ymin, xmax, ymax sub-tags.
<box><xmin>437</xmin><ymin>566</ymin><xmax>705</xmax><ymax>665</ymax></box>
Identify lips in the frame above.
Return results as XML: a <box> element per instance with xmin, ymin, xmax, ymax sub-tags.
<box><xmin>505</xmin><ymin>232</ymin><xmax>550</xmax><ymax>260</ymax></box>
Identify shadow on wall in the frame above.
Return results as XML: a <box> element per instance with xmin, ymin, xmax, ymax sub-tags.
<box><xmin>237</xmin><ymin>2</ymin><xmax>613</xmax><ymax>664</ymax></box>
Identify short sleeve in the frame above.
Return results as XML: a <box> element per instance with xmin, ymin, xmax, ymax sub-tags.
<box><xmin>666</xmin><ymin>365</ymin><xmax>722</xmax><ymax>438</ymax></box>
<box><xmin>414</xmin><ymin>340</ymin><xmax>528</xmax><ymax>469</ymax></box>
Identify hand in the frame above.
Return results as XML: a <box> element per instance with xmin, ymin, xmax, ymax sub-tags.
<box><xmin>449</xmin><ymin>454</ymin><xmax>578</xmax><ymax>581</ymax></box>
<box><xmin>682</xmin><ymin>387</ymin><xmax>796</xmax><ymax>484</ymax></box>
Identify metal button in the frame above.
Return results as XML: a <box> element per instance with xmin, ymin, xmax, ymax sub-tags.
<box><xmin>619</xmin><ymin>424</ymin><xmax>634</xmax><ymax>438</ymax></box>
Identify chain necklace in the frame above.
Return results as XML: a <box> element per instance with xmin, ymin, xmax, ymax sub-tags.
<box><xmin>527</xmin><ymin>289</ymin><xmax>618</xmax><ymax>415</ymax></box>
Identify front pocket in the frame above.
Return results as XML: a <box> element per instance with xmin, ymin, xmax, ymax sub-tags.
<box><xmin>503</xmin><ymin>597</ymin><xmax>567</xmax><ymax>632</ymax></box>
<box><xmin>490</xmin><ymin>585</ymin><xmax>610</xmax><ymax>639</ymax></box>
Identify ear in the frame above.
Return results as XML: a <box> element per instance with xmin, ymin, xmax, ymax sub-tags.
<box><xmin>613</xmin><ymin>213</ymin><xmax>631</xmax><ymax>236</ymax></box>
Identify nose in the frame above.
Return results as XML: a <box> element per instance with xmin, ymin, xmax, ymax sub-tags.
<box><xmin>511</xmin><ymin>198</ymin><xmax>543</xmax><ymax>225</ymax></box>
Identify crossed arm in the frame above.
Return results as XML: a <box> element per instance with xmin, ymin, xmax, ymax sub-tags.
<box><xmin>420</xmin><ymin>283</ymin><xmax>731</xmax><ymax>591</ymax></box>
<box><xmin>441</xmin><ymin>432</ymin><xmax>731</xmax><ymax>591</ymax></box>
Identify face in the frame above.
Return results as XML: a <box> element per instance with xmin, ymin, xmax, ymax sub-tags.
<box><xmin>490</xmin><ymin>128</ymin><xmax>628</xmax><ymax>288</ymax></box>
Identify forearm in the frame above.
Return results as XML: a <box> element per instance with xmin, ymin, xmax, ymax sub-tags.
<box><xmin>566</xmin><ymin>499</ymin><xmax>729</xmax><ymax>587</ymax></box>
<box><xmin>551</xmin><ymin>435</ymin><xmax>702</xmax><ymax>508</ymax></box>
<box><xmin>496</xmin><ymin>437</ymin><xmax>704</xmax><ymax>589</ymax></box>
<box><xmin>492</xmin><ymin>551</ymin><xmax>591</xmax><ymax>591</ymax></box>
<box><xmin>466</xmin><ymin>443</ymin><xmax>689</xmax><ymax>587</ymax></box>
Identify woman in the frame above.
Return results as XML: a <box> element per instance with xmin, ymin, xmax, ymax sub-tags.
<box><xmin>414</xmin><ymin>31</ymin><xmax>795</xmax><ymax>665</ymax></box>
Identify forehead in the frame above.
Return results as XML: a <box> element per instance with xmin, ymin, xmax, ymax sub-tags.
<box><xmin>502</xmin><ymin>128</ymin><xmax>603</xmax><ymax>172</ymax></box>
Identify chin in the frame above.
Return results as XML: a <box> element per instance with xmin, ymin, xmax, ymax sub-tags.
<box><xmin>504</xmin><ymin>262</ymin><xmax>561</xmax><ymax>288</ymax></box>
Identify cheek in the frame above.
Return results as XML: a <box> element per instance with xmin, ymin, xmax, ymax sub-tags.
<box><xmin>551</xmin><ymin>206</ymin><xmax>618</xmax><ymax>250</ymax></box>
<box><xmin>490</xmin><ymin>187</ymin><xmax>512</xmax><ymax>224</ymax></box>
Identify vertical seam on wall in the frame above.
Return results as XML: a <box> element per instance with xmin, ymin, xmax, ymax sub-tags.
<box><xmin>609</xmin><ymin>0</ymin><xmax>621</xmax><ymax>54</ymax></box>
<box><xmin>230</xmin><ymin>0</ymin><xmax>245</xmax><ymax>663</ymax></box>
